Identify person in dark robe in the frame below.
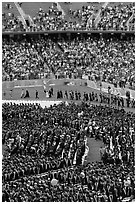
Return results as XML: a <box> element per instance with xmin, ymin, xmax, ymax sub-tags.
<box><xmin>24</xmin><ymin>90</ymin><xmax>30</xmax><ymax>98</ymax></box>
<box><xmin>65</xmin><ymin>90</ymin><xmax>68</xmax><ymax>99</ymax></box>
<box><xmin>35</xmin><ymin>90</ymin><xmax>39</xmax><ymax>99</ymax></box>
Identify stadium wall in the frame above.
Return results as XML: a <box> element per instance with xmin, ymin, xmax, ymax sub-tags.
<box><xmin>2</xmin><ymin>30</ymin><xmax>135</xmax><ymax>35</ymax></box>
<box><xmin>2</xmin><ymin>78</ymin><xmax>87</xmax><ymax>90</ymax></box>
<box><xmin>2</xmin><ymin>79</ymin><xmax>47</xmax><ymax>90</ymax></box>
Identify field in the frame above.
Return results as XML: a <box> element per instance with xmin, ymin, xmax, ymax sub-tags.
<box><xmin>2</xmin><ymin>79</ymin><xmax>135</xmax><ymax>113</ymax></box>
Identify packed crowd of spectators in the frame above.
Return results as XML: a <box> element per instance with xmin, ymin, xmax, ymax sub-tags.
<box><xmin>97</xmin><ymin>3</ymin><xmax>134</xmax><ymax>31</ymax></box>
<box><xmin>30</xmin><ymin>6</ymin><xmax>70</xmax><ymax>31</ymax></box>
<box><xmin>29</xmin><ymin>4</ymin><xmax>97</xmax><ymax>31</ymax></box>
<box><xmin>2</xmin><ymin>2</ymin><xmax>135</xmax><ymax>31</ymax></box>
<box><xmin>56</xmin><ymin>36</ymin><xmax>135</xmax><ymax>88</ymax></box>
<box><xmin>2</xmin><ymin>3</ymin><xmax>26</xmax><ymax>32</ymax></box>
<box><xmin>29</xmin><ymin>2</ymin><xmax>135</xmax><ymax>31</ymax></box>
<box><xmin>2</xmin><ymin>34</ymin><xmax>135</xmax><ymax>89</ymax></box>
<box><xmin>2</xmin><ymin>13</ymin><xmax>26</xmax><ymax>32</ymax></box>
<box><xmin>2</xmin><ymin>37</ymin><xmax>46</xmax><ymax>80</ymax></box>
<box><xmin>2</xmin><ymin>101</ymin><xmax>135</xmax><ymax>202</ymax></box>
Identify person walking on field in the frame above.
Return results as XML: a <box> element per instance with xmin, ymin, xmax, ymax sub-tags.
<box><xmin>36</xmin><ymin>90</ymin><xmax>39</xmax><ymax>99</ymax></box>
<box><xmin>24</xmin><ymin>90</ymin><xmax>30</xmax><ymax>98</ymax></box>
<box><xmin>3</xmin><ymin>91</ymin><xmax>6</xmax><ymax>99</ymax></box>
<box><xmin>9</xmin><ymin>89</ymin><xmax>12</xmax><ymax>99</ymax></box>
<box><xmin>43</xmin><ymin>85</ymin><xmax>46</xmax><ymax>95</ymax></box>
<box><xmin>21</xmin><ymin>89</ymin><xmax>25</xmax><ymax>99</ymax></box>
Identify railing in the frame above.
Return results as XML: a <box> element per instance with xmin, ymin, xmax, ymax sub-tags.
<box><xmin>94</xmin><ymin>2</ymin><xmax>109</xmax><ymax>28</ymax></box>
<box><xmin>127</xmin><ymin>12</ymin><xmax>135</xmax><ymax>31</ymax></box>
<box><xmin>127</xmin><ymin>13</ymin><xmax>135</xmax><ymax>30</ymax></box>
<box><xmin>26</xmin><ymin>15</ymin><xmax>34</xmax><ymax>27</ymax></box>
<box><xmin>86</xmin><ymin>13</ymin><xmax>95</xmax><ymax>29</ymax></box>
<box><xmin>14</xmin><ymin>2</ymin><xmax>28</xmax><ymax>30</ymax></box>
<box><xmin>56</xmin><ymin>2</ymin><xmax>65</xmax><ymax>18</ymax></box>
<box><xmin>14</xmin><ymin>2</ymin><xmax>35</xmax><ymax>31</ymax></box>
<box><xmin>2</xmin><ymin>30</ymin><xmax>135</xmax><ymax>35</ymax></box>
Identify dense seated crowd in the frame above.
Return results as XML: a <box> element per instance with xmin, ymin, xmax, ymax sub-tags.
<box><xmin>2</xmin><ymin>2</ymin><xmax>135</xmax><ymax>31</ymax></box>
<box><xmin>2</xmin><ymin>37</ymin><xmax>45</xmax><ymax>80</ymax></box>
<box><xmin>2</xmin><ymin>35</ymin><xmax>135</xmax><ymax>89</ymax></box>
<box><xmin>29</xmin><ymin>4</ymin><xmax>96</xmax><ymax>31</ymax></box>
<box><xmin>2</xmin><ymin>101</ymin><xmax>135</xmax><ymax>202</ymax></box>
<box><xmin>30</xmin><ymin>6</ymin><xmax>70</xmax><ymax>31</ymax></box>
<box><xmin>97</xmin><ymin>3</ymin><xmax>134</xmax><ymax>30</ymax></box>
<box><xmin>2</xmin><ymin>102</ymin><xmax>87</xmax><ymax>180</ymax></box>
<box><xmin>2</xmin><ymin>3</ymin><xmax>26</xmax><ymax>32</ymax></box>
<box><xmin>3</xmin><ymin>163</ymin><xmax>135</xmax><ymax>202</ymax></box>
<box><xmin>55</xmin><ymin>36</ymin><xmax>135</xmax><ymax>88</ymax></box>
<box><xmin>2</xmin><ymin>13</ymin><xmax>26</xmax><ymax>32</ymax></box>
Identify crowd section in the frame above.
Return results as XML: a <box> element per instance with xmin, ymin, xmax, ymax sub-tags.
<box><xmin>2</xmin><ymin>3</ymin><xmax>26</xmax><ymax>32</ymax></box>
<box><xmin>3</xmin><ymin>163</ymin><xmax>135</xmax><ymax>202</ymax></box>
<box><xmin>56</xmin><ymin>36</ymin><xmax>135</xmax><ymax>88</ymax></box>
<box><xmin>97</xmin><ymin>3</ymin><xmax>135</xmax><ymax>30</ymax></box>
<box><xmin>2</xmin><ymin>38</ymin><xmax>45</xmax><ymax>80</ymax></box>
<box><xmin>2</xmin><ymin>102</ymin><xmax>135</xmax><ymax>202</ymax></box>
<box><xmin>2</xmin><ymin>35</ymin><xmax>135</xmax><ymax>89</ymax></box>
<box><xmin>2</xmin><ymin>2</ymin><xmax>135</xmax><ymax>32</ymax></box>
<box><xmin>2</xmin><ymin>13</ymin><xmax>26</xmax><ymax>32</ymax></box>
<box><xmin>30</xmin><ymin>6</ymin><xmax>71</xmax><ymax>31</ymax></box>
<box><xmin>29</xmin><ymin>4</ymin><xmax>96</xmax><ymax>31</ymax></box>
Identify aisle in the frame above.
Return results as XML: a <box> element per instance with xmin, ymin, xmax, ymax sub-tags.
<box><xmin>85</xmin><ymin>138</ymin><xmax>104</xmax><ymax>164</ymax></box>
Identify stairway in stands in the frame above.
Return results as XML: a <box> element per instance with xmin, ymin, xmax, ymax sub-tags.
<box><xmin>95</xmin><ymin>2</ymin><xmax>134</xmax><ymax>29</ymax></box>
<box><xmin>127</xmin><ymin>11</ymin><xmax>135</xmax><ymax>31</ymax></box>
<box><xmin>14</xmin><ymin>2</ymin><xmax>34</xmax><ymax>30</ymax></box>
<box><xmin>94</xmin><ymin>2</ymin><xmax>109</xmax><ymax>28</ymax></box>
<box><xmin>55</xmin><ymin>2</ymin><xmax>65</xmax><ymax>18</ymax></box>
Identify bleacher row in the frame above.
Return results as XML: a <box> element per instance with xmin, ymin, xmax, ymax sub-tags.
<box><xmin>2</xmin><ymin>2</ymin><xmax>135</xmax><ymax>32</ymax></box>
<box><xmin>2</xmin><ymin>33</ymin><xmax>135</xmax><ymax>90</ymax></box>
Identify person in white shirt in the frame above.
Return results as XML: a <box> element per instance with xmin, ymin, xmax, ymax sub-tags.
<box><xmin>21</xmin><ymin>89</ymin><xmax>25</xmax><ymax>98</ymax></box>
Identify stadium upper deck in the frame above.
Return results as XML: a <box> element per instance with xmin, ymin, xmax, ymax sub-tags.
<box><xmin>2</xmin><ymin>2</ymin><xmax>135</xmax><ymax>32</ymax></box>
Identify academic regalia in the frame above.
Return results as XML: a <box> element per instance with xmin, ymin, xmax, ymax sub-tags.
<box><xmin>35</xmin><ymin>90</ymin><xmax>39</xmax><ymax>99</ymax></box>
<box><xmin>24</xmin><ymin>90</ymin><xmax>30</xmax><ymax>98</ymax></box>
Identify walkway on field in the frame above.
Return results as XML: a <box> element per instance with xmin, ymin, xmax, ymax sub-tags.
<box><xmin>85</xmin><ymin>138</ymin><xmax>104</xmax><ymax>164</ymax></box>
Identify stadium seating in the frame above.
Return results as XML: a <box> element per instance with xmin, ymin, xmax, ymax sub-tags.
<box><xmin>2</xmin><ymin>34</ymin><xmax>135</xmax><ymax>89</ymax></box>
<box><xmin>97</xmin><ymin>2</ymin><xmax>135</xmax><ymax>31</ymax></box>
<box><xmin>2</xmin><ymin>2</ymin><xmax>135</xmax><ymax>31</ymax></box>
<box><xmin>2</xmin><ymin>2</ymin><xmax>26</xmax><ymax>32</ymax></box>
